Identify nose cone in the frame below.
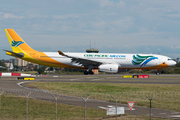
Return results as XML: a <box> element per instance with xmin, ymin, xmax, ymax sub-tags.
<box><xmin>167</xmin><ymin>60</ymin><xmax>176</xmax><ymax>67</ymax></box>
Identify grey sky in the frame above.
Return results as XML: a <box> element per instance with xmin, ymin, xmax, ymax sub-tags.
<box><xmin>0</xmin><ymin>0</ymin><xmax>180</xmax><ymax>59</ymax></box>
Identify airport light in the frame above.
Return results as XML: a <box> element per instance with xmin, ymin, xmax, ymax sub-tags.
<box><xmin>81</xmin><ymin>95</ymin><xmax>90</xmax><ymax>120</ymax></box>
<box><xmin>146</xmin><ymin>95</ymin><xmax>155</xmax><ymax>120</ymax></box>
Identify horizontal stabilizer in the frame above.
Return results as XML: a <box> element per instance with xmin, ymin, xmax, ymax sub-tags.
<box><xmin>3</xmin><ymin>49</ymin><xmax>24</xmax><ymax>58</ymax></box>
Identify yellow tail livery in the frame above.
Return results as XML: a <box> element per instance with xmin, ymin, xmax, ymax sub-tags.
<box><xmin>4</xmin><ymin>29</ymin><xmax>68</xmax><ymax>67</ymax></box>
<box><xmin>4</xmin><ymin>29</ymin><xmax>176</xmax><ymax>75</ymax></box>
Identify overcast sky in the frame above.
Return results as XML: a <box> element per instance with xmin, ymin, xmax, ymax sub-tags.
<box><xmin>0</xmin><ymin>0</ymin><xmax>180</xmax><ymax>59</ymax></box>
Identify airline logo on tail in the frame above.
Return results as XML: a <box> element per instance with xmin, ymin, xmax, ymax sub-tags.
<box><xmin>11</xmin><ymin>40</ymin><xmax>24</xmax><ymax>48</ymax></box>
<box><xmin>132</xmin><ymin>54</ymin><xmax>158</xmax><ymax>67</ymax></box>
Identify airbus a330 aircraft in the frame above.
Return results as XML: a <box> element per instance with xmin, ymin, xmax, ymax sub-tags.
<box><xmin>4</xmin><ymin>29</ymin><xmax>176</xmax><ymax>75</ymax></box>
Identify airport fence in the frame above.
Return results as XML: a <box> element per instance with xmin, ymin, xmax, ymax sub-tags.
<box><xmin>0</xmin><ymin>87</ymin><xmax>180</xmax><ymax>119</ymax></box>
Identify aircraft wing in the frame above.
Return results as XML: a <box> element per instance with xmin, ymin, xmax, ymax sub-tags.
<box><xmin>58</xmin><ymin>51</ymin><xmax>102</xmax><ymax>67</ymax></box>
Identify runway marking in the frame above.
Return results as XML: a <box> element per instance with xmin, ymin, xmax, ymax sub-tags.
<box><xmin>71</xmin><ymin>77</ymin><xmax>100</xmax><ymax>81</ymax></box>
<box><xmin>70</xmin><ymin>78</ymin><xmax>85</xmax><ymax>81</ymax></box>
<box><xmin>17</xmin><ymin>81</ymin><xmax>31</xmax><ymax>88</ymax></box>
<box><xmin>70</xmin><ymin>79</ymin><xmax>80</xmax><ymax>81</ymax></box>
<box><xmin>171</xmin><ymin>112</ymin><xmax>180</xmax><ymax>114</ymax></box>
<box><xmin>17</xmin><ymin>82</ymin><xmax>25</xmax><ymax>87</ymax></box>
<box><xmin>170</xmin><ymin>115</ymin><xmax>180</xmax><ymax>118</ymax></box>
<box><xmin>91</xmin><ymin>79</ymin><xmax>103</xmax><ymax>81</ymax></box>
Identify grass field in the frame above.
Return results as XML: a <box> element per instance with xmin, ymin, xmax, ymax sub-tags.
<box><xmin>1</xmin><ymin>95</ymin><xmax>173</xmax><ymax>120</ymax></box>
<box><xmin>26</xmin><ymin>82</ymin><xmax>180</xmax><ymax>93</ymax></box>
<box><xmin>25</xmin><ymin>82</ymin><xmax>180</xmax><ymax>112</ymax></box>
<box><xmin>0</xmin><ymin>95</ymin><xmax>171</xmax><ymax>120</ymax></box>
<box><xmin>0</xmin><ymin>95</ymin><xmax>105</xmax><ymax>120</ymax></box>
<box><xmin>1</xmin><ymin>82</ymin><xmax>177</xmax><ymax>119</ymax></box>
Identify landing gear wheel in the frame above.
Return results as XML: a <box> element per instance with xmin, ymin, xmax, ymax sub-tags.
<box><xmin>89</xmin><ymin>71</ymin><xmax>94</xmax><ymax>75</ymax></box>
<box><xmin>84</xmin><ymin>71</ymin><xmax>88</xmax><ymax>75</ymax></box>
<box><xmin>156</xmin><ymin>72</ymin><xmax>160</xmax><ymax>75</ymax></box>
<box><xmin>156</xmin><ymin>70</ymin><xmax>160</xmax><ymax>75</ymax></box>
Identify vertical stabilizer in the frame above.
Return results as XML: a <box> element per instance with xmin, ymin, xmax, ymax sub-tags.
<box><xmin>4</xmin><ymin>29</ymin><xmax>37</xmax><ymax>53</ymax></box>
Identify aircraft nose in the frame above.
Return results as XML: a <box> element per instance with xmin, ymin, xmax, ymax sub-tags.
<box><xmin>167</xmin><ymin>60</ymin><xmax>176</xmax><ymax>66</ymax></box>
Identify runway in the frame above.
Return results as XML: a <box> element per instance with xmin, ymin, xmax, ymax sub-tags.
<box><xmin>0</xmin><ymin>74</ymin><xmax>180</xmax><ymax>119</ymax></box>
<box><xmin>2</xmin><ymin>74</ymin><xmax>180</xmax><ymax>84</ymax></box>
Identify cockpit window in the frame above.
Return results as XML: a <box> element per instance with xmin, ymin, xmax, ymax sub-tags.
<box><xmin>168</xmin><ymin>59</ymin><xmax>176</xmax><ymax>62</ymax></box>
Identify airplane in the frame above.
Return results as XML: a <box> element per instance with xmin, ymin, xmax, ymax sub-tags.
<box><xmin>4</xmin><ymin>29</ymin><xmax>176</xmax><ymax>75</ymax></box>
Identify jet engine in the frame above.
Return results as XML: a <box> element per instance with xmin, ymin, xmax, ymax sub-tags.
<box><xmin>98</xmin><ymin>64</ymin><xmax>119</xmax><ymax>73</ymax></box>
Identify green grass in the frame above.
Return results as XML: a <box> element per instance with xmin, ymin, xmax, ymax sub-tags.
<box><xmin>0</xmin><ymin>95</ymin><xmax>106</xmax><ymax>120</ymax></box>
<box><xmin>0</xmin><ymin>95</ymin><xmax>171</xmax><ymax>120</ymax></box>
<box><xmin>26</xmin><ymin>82</ymin><xmax>180</xmax><ymax>93</ymax></box>
<box><xmin>25</xmin><ymin>82</ymin><xmax>180</xmax><ymax>112</ymax></box>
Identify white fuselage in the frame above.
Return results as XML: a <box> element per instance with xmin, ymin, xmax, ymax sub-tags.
<box><xmin>43</xmin><ymin>52</ymin><xmax>176</xmax><ymax>69</ymax></box>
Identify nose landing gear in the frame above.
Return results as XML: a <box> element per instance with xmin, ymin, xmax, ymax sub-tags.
<box><xmin>156</xmin><ymin>69</ymin><xmax>160</xmax><ymax>75</ymax></box>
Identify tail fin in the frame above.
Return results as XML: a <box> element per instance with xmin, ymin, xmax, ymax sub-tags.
<box><xmin>4</xmin><ymin>29</ymin><xmax>61</xmax><ymax>67</ymax></box>
<box><xmin>4</xmin><ymin>29</ymin><xmax>37</xmax><ymax>53</ymax></box>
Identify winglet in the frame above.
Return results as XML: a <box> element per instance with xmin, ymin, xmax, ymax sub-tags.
<box><xmin>58</xmin><ymin>50</ymin><xmax>71</xmax><ymax>58</ymax></box>
<box><xmin>58</xmin><ymin>50</ymin><xmax>65</xmax><ymax>56</ymax></box>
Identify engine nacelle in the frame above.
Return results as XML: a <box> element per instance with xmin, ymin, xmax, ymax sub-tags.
<box><xmin>98</xmin><ymin>64</ymin><xmax>119</xmax><ymax>73</ymax></box>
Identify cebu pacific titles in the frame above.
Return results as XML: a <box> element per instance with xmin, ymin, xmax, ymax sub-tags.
<box><xmin>4</xmin><ymin>29</ymin><xmax>176</xmax><ymax>75</ymax></box>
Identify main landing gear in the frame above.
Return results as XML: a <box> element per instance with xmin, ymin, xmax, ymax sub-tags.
<box><xmin>84</xmin><ymin>70</ymin><xmax>94</xmax><ymax>75</ymax></box>
<box><xmin>84</xmin><ymin>65</ymin><xmax>94</xmax><ymax>75</ymax></box>
<box><xmin>156</xmin><ymin>69</ymin><xmax>160</xmax><ymax>75</ymax></box>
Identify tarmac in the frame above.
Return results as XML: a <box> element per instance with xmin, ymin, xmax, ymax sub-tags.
<box><xmin>0</xmin><ymin>74</ymin><xmax>180</xmax><ymax>119</ymax></box>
